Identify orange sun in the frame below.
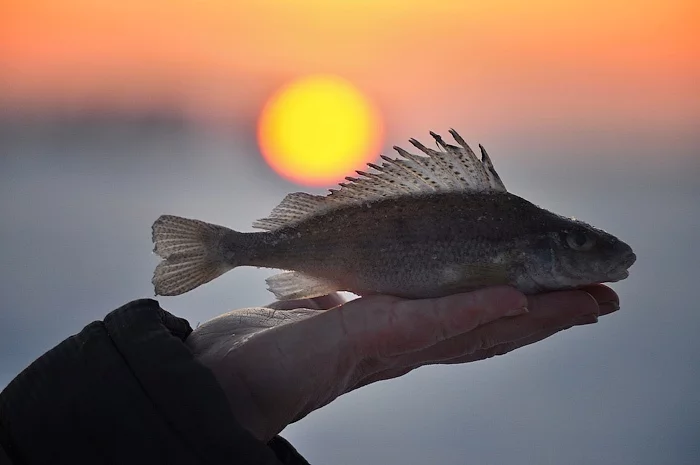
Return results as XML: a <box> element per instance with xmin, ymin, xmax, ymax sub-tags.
<box><xmin>257</xmin><ymin>75</ymin><xmax>383</xmax><ymax>186</ymax></box>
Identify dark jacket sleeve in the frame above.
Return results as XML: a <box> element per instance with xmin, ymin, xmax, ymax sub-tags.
<box><xmin>0</xmin><ymin>299</ymin><xmax>310</xmax><ymax>465</ymax></box>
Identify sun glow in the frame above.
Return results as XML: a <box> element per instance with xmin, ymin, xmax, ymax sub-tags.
<box><xmin>257</xmin><ymin>75</ymin><xmax>383</xmax><ymax>186</ymax></box>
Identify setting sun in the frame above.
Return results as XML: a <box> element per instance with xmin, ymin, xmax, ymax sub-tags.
<box><xmin>257</xmin><ymin>75</ymin><xmax>383</xmax><ymax>186</ymax></box>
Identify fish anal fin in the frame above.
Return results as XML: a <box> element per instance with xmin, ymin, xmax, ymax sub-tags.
<box><xmin>266</xmin><ymin>272</ymin><xmax>340</xmax><ymax>301</ymax></box>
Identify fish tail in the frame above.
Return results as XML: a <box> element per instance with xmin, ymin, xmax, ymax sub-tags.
<box><xmin>151</xmin><ymin>215</ymin><xmax>243</xmax><ymax>296</ymax></box>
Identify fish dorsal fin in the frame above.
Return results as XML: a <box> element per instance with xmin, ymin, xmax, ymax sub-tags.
<box><xmin>252</xmin><ymin>129</ymin><xmax>507</xmax><ymax>231</ymax></box>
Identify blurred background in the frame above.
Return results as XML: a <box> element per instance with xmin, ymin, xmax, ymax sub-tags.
<box><xmin>1</xmin><ymin>1</ymin><xmax>699</xmax><ymax>464</ymax></box>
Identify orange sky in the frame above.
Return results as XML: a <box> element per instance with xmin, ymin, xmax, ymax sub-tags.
<box><xmin>1</xmin><ymin>0</ymin><xmax>698</xmax><ymax>132</ymax></box>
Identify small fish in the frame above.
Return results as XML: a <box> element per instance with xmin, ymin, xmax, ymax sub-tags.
<box><xmin>151</xmin><ymin>129</ymin><xmax>636</xmax><ymax>300</ymax></box>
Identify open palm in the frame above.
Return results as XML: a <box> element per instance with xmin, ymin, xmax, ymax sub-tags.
<box><xmin>186</xmin><ymin>285</ymin><xmax>619</xmax><ymax>442</ymax></box>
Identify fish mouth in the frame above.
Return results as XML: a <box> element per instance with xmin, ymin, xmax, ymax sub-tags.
<box><xmin>607</xmin><ymin>269</ymin><xmax>630</xmax><ymax>282</ymax></box>
<box><xmin>621</xmin><ymin>250</ymin><xmax>637</xmax><ymax>268</ymax></box>
<box><xmin>605</xmin><ymin>251</ymin><xmax>635</xmax><ymax>282</ymax></box>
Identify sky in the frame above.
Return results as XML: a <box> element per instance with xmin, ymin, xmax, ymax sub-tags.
<box><xmin>1</xmin><ymin>1</ymin><xmax>699</xmax><ymax>464</ymax></box>
<box><xmin>1</xmin><ymin>1</ymin><xmax>698</xmax><ymax>134</ymax></box>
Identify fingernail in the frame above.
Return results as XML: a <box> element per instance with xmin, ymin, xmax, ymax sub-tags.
<box><xmin>573</xmin><ymin>314</ymin><xmax>599</xmax><ymax>325</ymax></box>
<box><xmin>598</xmin><ymin>301</ymin><xmax>620</xmax><ymax>316</ymax></box>
<box><xmin>506</xmin><ymin>306</ymin><xmax>529</xmax><ymax>317</ymax></box>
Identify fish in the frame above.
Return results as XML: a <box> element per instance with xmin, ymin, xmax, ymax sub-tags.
<box><xmin>150</xmin><ymin>129</ymin><xmax>636</xmax><ymax>300</ymax></box>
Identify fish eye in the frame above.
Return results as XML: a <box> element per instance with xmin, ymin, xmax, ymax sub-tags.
<box><xmin>566</xmin><ymin>231</ymin><xmax>595</xmax><ymax>251</ymax></box>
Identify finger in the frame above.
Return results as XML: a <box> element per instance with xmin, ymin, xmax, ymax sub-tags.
<box><xmin>375</xmin><ymin>289</ymin><xmax>598</xmax><ymax>369</ymax></box>
<box><xmin>266</xmin><ymin>293</ymin><xmax>346</xmax><ymax>311</ymax></box>
<box><xmin>349</xmin><ymin>366</ymin><xmax>415</xmax><ymax>392</ymax></box>
<box><xmin>348</xmin><ymin>322</ymin><xmax>583</xmax><ymax>393</ymax></box>
<box><xmin>437</xmin><ymin>325</ymin><xmax>574</xmax><ymax>365</ymax></box>
<box><xmin>578</xmin><ymin>284</ymin><xmax>620</xmax><ymax>316</ymax></box>
<box><xmin>334</xmin><ymin>286</ymin><xmax>527</xmax><ymax>360</ymax></box>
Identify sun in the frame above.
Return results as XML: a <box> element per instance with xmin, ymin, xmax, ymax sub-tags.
<box><xmin>257</xmin><ymin>75</ymin><xmax>383</xmax><ymax>186</ymax></box>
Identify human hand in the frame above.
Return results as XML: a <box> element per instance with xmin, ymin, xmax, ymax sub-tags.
<box><xmin>186</xmin><ymin>285</ymin><xmax>619</xmax><ymax>442</ymax></box>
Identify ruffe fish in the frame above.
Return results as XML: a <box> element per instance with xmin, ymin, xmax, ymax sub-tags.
<box><xmin>151</xmin><ymin>129</ymin><xmax>636</xmax><ymax>300</ymax></box>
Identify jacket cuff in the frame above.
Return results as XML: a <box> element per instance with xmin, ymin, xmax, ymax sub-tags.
<box><xmin>0</xmin><ymin>299</ymin><xmax>308</xmax><ymax>465</ymax></box>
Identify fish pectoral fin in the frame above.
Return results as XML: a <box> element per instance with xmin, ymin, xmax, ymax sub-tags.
<box><xmin>266</xmin><ymin>272</ymin><xmax>339</xmax><ymax>301</ymax></box>
<box><xmin>441</xmin><ymin>263</ymin><xmax>510</xmax><ymax>291</ymax></box>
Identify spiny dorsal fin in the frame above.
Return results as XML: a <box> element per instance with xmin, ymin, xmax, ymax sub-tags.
<box><xmin>252</xmin><ymin>129</ymin><xmax>507</xmax><ymax>231</ymax></box>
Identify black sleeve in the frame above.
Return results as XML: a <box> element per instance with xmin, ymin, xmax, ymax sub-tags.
<box><xmin>0</xmin><ymin>299</ymin><xmax>310</xmax><ymax>465</ymax></box>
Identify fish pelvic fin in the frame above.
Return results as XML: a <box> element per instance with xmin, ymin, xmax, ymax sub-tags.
<box><xmin>266</xmin><ymin>272</ymin><xmax>339</xmax><ymax>301</ymax></box>
<box><xmin>151</xmin><ymin>215</ymin><xmax>240</xmax><ymax>296</ymax></box>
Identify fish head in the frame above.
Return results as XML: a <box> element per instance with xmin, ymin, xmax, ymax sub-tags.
<box><xmin>522</xmin><ymin>218</ymin><xmax>637</xmax><ymax>291</ymax></box>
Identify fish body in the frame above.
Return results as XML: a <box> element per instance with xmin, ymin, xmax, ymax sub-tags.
<box><xmin>151</xmin><ymin>130</ymin><xmax>636</xmax><ymax>299</ymax></box>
